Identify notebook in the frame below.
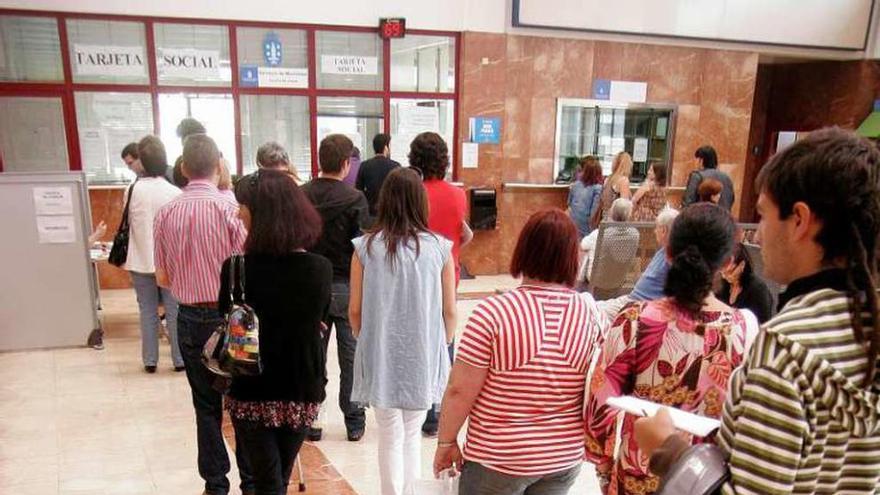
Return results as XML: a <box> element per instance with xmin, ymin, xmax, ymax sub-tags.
<box><xmin>606</xmin><ymin>395</ymin><xmax>721</xmax><ymax>437</ymax></box>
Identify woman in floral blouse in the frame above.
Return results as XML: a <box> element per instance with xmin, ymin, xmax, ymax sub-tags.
<box><xmin>584</xmin><ymin>203</ymin><xmax>748</xmax><ymax>495</ymax></box>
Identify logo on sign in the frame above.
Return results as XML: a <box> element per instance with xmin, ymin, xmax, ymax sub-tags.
<box><xmin>593</xmin><ymin>79</ymin><xmax>611</xmax><ymax>100</ymax></box>
<box><xmin>240</xmin><ymin>64</ymin><xmax>259</xmax><ymax>87</ymax></box>
<box><xmin>263</xmin><ymin>32</ymin><xmax>282</xmax><ymax>66</ymax></box>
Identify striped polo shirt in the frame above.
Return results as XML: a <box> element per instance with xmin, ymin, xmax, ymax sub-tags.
<box><xmin>456</xmin><ymin>285</ymin><xmax>607</xmax><ymax>476</ymax></box>
<box><xmin>716</xmin><ymin>269</ymin><xmax>880</xmax><ymax>495</ymax></box>
<box><xmin>153</xmin><ymin>180</ymin><xmax>246</xmax><ymax>305</ymax></box>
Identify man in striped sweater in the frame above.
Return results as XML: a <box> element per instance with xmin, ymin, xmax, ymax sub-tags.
<box><xmin>635</xmin><ymin>128</ymin><xmax>880</xmax><ymax>495</ymax></box>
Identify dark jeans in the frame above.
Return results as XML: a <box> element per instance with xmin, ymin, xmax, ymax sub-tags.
<box><xmin>232</xmin><ymin>418</ymin><xmax>307</xmax><ymax>495</ymax></box>
<box><xmin>458</xmin><ymin>462</ymin><xmax>581</xmax><ymax>495</ymax></box>
<box><xmin>322</xmin><ymin>282</ymin><xmax>365</xmax><ymax>432</ymax></box>
<box><xmin>178</xmin><ymin>304</ymin><xmax>254</xmax><ymax>495</ymax></box>
<box><xmin>423</xmin><ymin>341</ymin><xmax>455</xmax><ymax>433</ymax></box>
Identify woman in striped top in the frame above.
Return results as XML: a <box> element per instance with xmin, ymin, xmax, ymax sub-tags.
<box><xmin>432</xmin><ymin>208</ymin><xmax>608</xmax><ymax>493</ymax></box>
<box><xmin>637</xmin><ymin>128</ymin><xmax>880</xmax><ymax>495</ymax></box>
<box><xmin>584</xmin><ymin>203</ymin><xmax>748</xmax><ymax>495</ymax></box>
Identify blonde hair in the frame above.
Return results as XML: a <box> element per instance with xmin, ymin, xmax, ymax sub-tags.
<box><xmin>611</xmin><ymin>151</ymin><xmax>634</xmax><ymax>179</ymax></box>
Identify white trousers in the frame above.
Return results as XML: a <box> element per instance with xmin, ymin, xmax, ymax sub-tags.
<box><xmin>374</xmin><ymin>407</ymin><xmax>428</xmax><ymax>495</ymax></box>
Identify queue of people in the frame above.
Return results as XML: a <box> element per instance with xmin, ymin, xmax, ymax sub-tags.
<box><xmin>106</xmin><ymin>122</ymin><xmax>880</xmax><ymax>495</ymax></box>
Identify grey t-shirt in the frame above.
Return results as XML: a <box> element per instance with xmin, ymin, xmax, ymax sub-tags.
<box><xmin>351</xmin><ymin>231</ymin><xmax>452</xmax><ymax>410</ymax></box>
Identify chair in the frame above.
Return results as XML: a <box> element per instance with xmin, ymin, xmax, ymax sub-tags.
<box><xmin>588</xmin><ymin>223</ymin><xmax>643</xmax><ymax>299</ymax></box>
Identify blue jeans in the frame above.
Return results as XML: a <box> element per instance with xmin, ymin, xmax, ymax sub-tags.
<box><xmin>178</xmin><ymin>304</ymin><xmax>253</xmax><ymax>495</ymax></box>
<box><xmin>322</xmin><ymin>282</ymin><xmax>365</xmax><ymax>432</ymax></box>
<box><xmin>458</xmin><ymin>462</ymin><xmax>581</xmax><ymax>495</ymax></box>
<box><xmin>130</xmin><ymin>272</ymin><xmax>183</xmax><ymax>368</ymax></box>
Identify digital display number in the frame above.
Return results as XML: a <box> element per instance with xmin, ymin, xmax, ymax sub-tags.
<box><xmin>379</xmin><ymin>18</ymin><xmax>406</xmax><ymax>39</ymax></box>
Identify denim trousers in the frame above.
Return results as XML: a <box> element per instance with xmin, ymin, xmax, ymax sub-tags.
<box><xmin>129</xmin><ymin>271</ymin><xmax>183</xmax><ymax>368</ymax></box>
<box><xmin>321</xmin><ymin>282</ymin><xmax>365</xmax><ymax>432</ymax></box>
<box><xmin>458</xmin><ymin>462</ymin><xmax>581</xmax><ymax>495</ymax></box>
<box><xmin>177</xmin><ymin>304</ymin><xmax>253</xmax><ymax>495</ymax></box>
<box><xmin>232</xmin><ymin>418</ymin><xmax>307</xmax><ymax>495</ymax></box>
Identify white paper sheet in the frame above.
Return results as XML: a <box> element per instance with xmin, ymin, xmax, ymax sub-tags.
<box><xmin>606</xmin><ymin>395</ymin><xmax>721</xmax><ymax>437</ymax></box>
<box><xmin>36</xmin><ymin>215</ymin><xmax>77</xmax><ymax>244</ymax></box>
<box><xmin>462</xmin><ymin>142</ymin><xmax>479</xmax><ymax>169</ymax></box>
<box><xmin>610</xmin><ymin>81</ymin><xmax>647</xmax><ymax>103</ymax></box>
<box><xmin>33</xmin><ymin>186</ymin><xmax>73</xmax><ymax>215</ymax></box>
<box><xmin>633</xmin><ymin>138</ymin><xmax>649</xmax><ymax>162</ymax></box>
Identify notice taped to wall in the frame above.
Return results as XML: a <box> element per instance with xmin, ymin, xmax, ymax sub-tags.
<box><xmin>36</xmin><ymin>215</ymin><xmax>76</xmax><ymax>244</ymax></box>
<box><xmin>33</xmin><ymin>186</ymin><xmax>73</xmax><ymax>216</ymax></box>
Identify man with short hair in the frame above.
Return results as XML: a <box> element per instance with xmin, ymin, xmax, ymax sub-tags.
<box><xmin>681</xmin><ymin>145</ymin><xmax>735</xmax><ymax>210</ymax></box>
<box><xmin>302</xmin><ymin>134</ymin><xmax>370</xmax><ymax>442</ymax></box>
<box><xmin>172</xmin><ymin>117</ymin><xmax>207</xmax><ymax>187</ymax></box>
<box><xmin>121</xmin><ymin>142</ymin><xmax>143</xmax><ymax>177</ymax></box>
<box><xmin>154</xmin><ymin>134</ymin><xmax>253</xmax><ymax>495</ymax></box>
<box><xmin>355</xmin><ymin>133</ymin><xmax>401</xmax><ymax>219</ymax></box>
<box><xmin>637</xmin><ymin>128</ymin><xmax>880</xmax><ymax>494</ymax></box>
<box><xmin>597</xmin><ymin>207</ymin><xmax>679</xmax><ymax>319</ymax></box>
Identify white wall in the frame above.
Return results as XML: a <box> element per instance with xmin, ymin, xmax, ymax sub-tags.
<box><xmin>0</xmin><ymin>0</ymin><xmax>507</xmax><ymax>32</ymax></box>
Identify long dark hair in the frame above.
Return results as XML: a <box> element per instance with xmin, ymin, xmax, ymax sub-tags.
<box><xmin>234</xmin><ymin>169</ymin><xmax>322</xmax><ymax>255</ymax></box>
<box><xmin>664</xmin><ymin>203</ymin><xmax>736</xmax><ymax>314</ymax></box>
<box><xmin>366</xmin><ymin>167</ymin><xmax>432</xmax><ymax>266</ymax></box>
<box><xmin>756</xmin><ymin>127</ymin><xmax>880</xmax><ymax>387</ymax></box>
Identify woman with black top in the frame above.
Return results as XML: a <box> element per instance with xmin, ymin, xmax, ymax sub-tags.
<box><xmin>717</xmin><ymin>243</ymin><xmax>774</xmax><ymax>323</ymax></box>
<box><xmin>220</xmin><ymin>169</ymin><xmax>332</xmax><ymax>495</ymax></box>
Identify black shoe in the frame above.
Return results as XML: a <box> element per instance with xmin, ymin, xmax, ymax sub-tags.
<box><xmin>144</xmin><ymin>365</ymin><xmax>157</xmax><ymax>374</ymax></box>
<box><xmin>422</xmin><ymin>427</ymin><xmax>438</xmax><ymax>438</ymax></box>
<box><xmin>347</xmin><ymin>428</ymin><xmax>365</xmax><ymax>442</ymax></box>
<box><xmin>173</xmin><ymin>365</ymin><xmax>185</xmax><ymax>372</ymax></box>
<box><xmin>307</xmin><ymin>426</ymin><xmax>322</xmax><ymax>441</ymax></box>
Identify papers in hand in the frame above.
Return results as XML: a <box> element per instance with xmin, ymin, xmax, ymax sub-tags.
<box><xmin>606</xmin><ymin>396</ymin><xmax>721</xmax><ymax>437</ymax></box>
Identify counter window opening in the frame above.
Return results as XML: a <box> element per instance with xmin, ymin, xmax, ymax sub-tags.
<box><xmin>554</xmin><ymin>98</ymin><xmax>676</xmax><ymax>184</ymax></box>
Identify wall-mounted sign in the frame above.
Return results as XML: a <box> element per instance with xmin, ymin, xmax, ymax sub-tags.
<box><xmin>469</xmin><ymin>117</ymin><xmax>502</xmax><ymax>144</ymax></box>
<box><xmin>240</xmin><ymin>64</ymin><xmax>307</xmax><ymax>88</ymax></box>
<box><xmin>609</xmin><ymin>80</ymin><xmax>647</xmax><ymax>103</ymax></box>
<box><xmin>263</xmin><ymin>32</ymin><xmax>283</xmax><ymax>66</ymax></box>
<box><xmin>73</xmin><ymin>44</ymin><xmax>146</xmax><ymax>77</ymax></box>
<box><xmin>321</xmin><ymin>55</ymin><xmax>378</xmax><ymax>75</ymax></box>
<box><xmin>158</xmin><ymin>48</ymin><xmax>220</xmax><ymax>79</ymax></box>
<box><xmin>593</xmin><ymin>79</ymin><xmax>611</xmax><ymax>100</ymax></box>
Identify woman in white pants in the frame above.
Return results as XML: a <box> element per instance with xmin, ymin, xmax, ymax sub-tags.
<box><xmin>349</xmin><ymin>168</ymin><xmax>457</xmax><ymax>495</ymax></box>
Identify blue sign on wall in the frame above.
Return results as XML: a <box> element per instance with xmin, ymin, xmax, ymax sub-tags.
<box><xmin>263</xmin><ymin>32</ymin><xmax>283</xmax><ymax>66</ymax></box>
<box><xmin>593</xmin><ymin>79</ymin><xmax>611</xmax><ymax>100</ymax></box>
<box><xmin>240</xmin><ymin>64</ymin><xmax>259</xmax><ymax>87</ymax></box>
<box><xmin>470</xmin><ymin>117</ymin><xmax>502</xmax><ymax>144</ymax></box>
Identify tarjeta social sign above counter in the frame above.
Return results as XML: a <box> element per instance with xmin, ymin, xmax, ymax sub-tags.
<box><xmin>71</xmin><ymin>44</ymin><xmax>222</xmax><ymax>79</ymax></box>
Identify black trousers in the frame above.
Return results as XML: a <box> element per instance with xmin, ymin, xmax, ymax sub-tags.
<box><xmin>322</xmin><ymin>282</ymin><xmax>365</xmax><ymax>432</ymax></box>
<box><xmin>232</xmin><ymin>418</ymin><xmax>307</xmax><ymax>495</ymax></box>
<box><xmin>178</xmin><ymin>305</ymin><xmax>254</xmax><ymax>495</ymax></box>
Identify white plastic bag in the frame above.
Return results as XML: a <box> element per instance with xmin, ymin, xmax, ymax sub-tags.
<box><xmin>406</xmin><ymin>469</ymin><xmax>459</xmax><ymax>495</ymax></box>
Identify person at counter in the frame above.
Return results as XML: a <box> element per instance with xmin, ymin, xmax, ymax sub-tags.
<box><xmin>568</xmin><ymin>155</ymin><xmax>604</xmax><ymax>238</ymax></box>
<box><xmin>356</xmin><ymin>133</ymin><xmax>401</xmax><ymax>220</ymax></box>
<box><xmin>124</xmin><ymin>135</ymin><xmax>183</xmax><ymax>374</ymax></box>
<box><xmin>121</xmin><ymin>142</ymin><xmax>143</xmax><ymax>177</ymax></box>
<box><xmin>154</xmin><ymin>134</ymin><xmax>254</xmax><ymax>495</ymax></box>
<box><xmin>592</xmin><ymin>151</ymin><xmax>633</xmax><ymax>229</ymax></box>
<box><xmin>682</xmin><ymin>145</ymin><xmax>734</xmax><ymax>211</ymax></box>
<box><xmin>256</xmin><ymin>141</ymin><xmax>303</xmax><ymax>185</ymax></box>
<box><xmin>631</xmin><ymin>162</ymin><xmax>668</xmax><ymax>222</ymax></box>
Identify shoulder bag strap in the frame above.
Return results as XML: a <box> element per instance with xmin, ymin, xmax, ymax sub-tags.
<box><xmin>226</xmin><ymin>254</ymin><xmax>237</xmax><ymax>312</ymax></box>
<box><xmin>117</xmin><ymin>179</ymin><xmax>137</xmax><ymax>231</ymax></box>
<box><xmin>237</xmin><ymin>255</ymin><xmax>246</xmax><ymax>303</ymax></box>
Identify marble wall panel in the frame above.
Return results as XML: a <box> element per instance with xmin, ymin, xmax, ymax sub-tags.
<box><xmin>89</xmin><ymin>188</ymin><xmax>132</xmax><ymax>290</ymax></box>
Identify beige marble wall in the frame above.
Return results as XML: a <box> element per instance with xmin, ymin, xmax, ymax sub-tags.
<box><xmin>458</xmin><ymin>32</ymin><xmax>760</xmax><ymax>275</ymax></box>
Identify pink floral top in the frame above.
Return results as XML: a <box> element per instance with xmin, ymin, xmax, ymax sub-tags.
<box><xmin>225</xmin><ymin>398</ymin><xmax>320</xmax><ymax>429</ymax></box>
<box><xmin>584</xmin><ymin>299</ymin><xmax>747</xmax><ymax>495</ymax></box>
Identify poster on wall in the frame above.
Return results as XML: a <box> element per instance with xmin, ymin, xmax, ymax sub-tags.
<box><xmin>33</xmin><ymin>187</ymin><xmax>73</xmax><ymax>216</ymax></box>
<box><xmin>321</xmin><ymin>55</ymin><xmax>378</xmax><ymax>75</ymax></box>
<box><xmin>469</xmin><ymin>117</ymin><xmax>501</xmax><ymax>144</ymax></box>
<box><xmin>633</xmin><ymin>138</ymin><xmax>649</xmax><ymax>162</ymax></box>
<box><xmin>462</xmin><ymin>142</ymin><xmax>479</xmax><ymax>169</ymax></box>
<box><xmin>36</xmin><ymin>215</ymin><xmax>76</xmax><ymax>244</ymax></box>
<box><xmin>73</xmin><ymin>44</ymin><xmax>146</xmax><ymax>77</ymax></box>
<box><xmin>158</xmin><ymin>48</ymin><xmax>220</xmax><ymax>79</ymax></box>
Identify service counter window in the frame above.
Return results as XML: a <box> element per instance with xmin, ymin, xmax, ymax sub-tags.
<box><xmin>0</xmin><ymin>96</ymin><xmax>68</xmax><ymax>172</ymax></box>
<box><xmin>75</xmin><ymin>92</ymin><xmax>153</xmax><ymax>184</ymax></box>
<box><xmin>237</xmin><ymin>27</ymin><xmax>308</xmax><ymax>89</ymax></box>
<box><xmin>0</xmin><ymin>15</ymin><xmax>63</xmax><ymax>82</ymax></box>
<box><xmin>154</xmin><ymin>23</ymin><xmax>231</xmax><ymax>87</ymax></box>
<box><xmin>554</xmin><ymin>98</ymin><xmax>675</xmax><ymax>183</ymax></box>
<box><xmin>316</xmin><ymin>31</ymin><xmax>383</xmax><ymax>91</ymax></box>
<box><xmin>391</xmin><ymin>35</ymin><xmax>455</xmax><ymax>93</ymax></box>
<box><xmin>66</xmin><ymin>19</ymin><xmax>148</xmax><ymax>85</ymax></box>
<box><xmin>240</xmin><ymin>95</ymin><xmax>311</xmax><ymax>178</ymax></box>
<box><xmin>390</xmin><ymin>99</ymin><xmax>454</xmax><ymax>167</ymax></box>
<box><xmin>317</xmin><ymin>97</ymin><xmax>384</xmax><ymax>160</ymax></box>
<box><xmin>159</xmin><ymin>93</ymin><xmax>236</xmax><ymax>171</ymax></box>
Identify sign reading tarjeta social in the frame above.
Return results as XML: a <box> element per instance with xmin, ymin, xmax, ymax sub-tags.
<box><xmin>321</xmin><ymin>55</ymin><xmax>378</xmax><ymax>75</ymax></box>
<box><xmin>158</xmin><ymin>48</ymin><xmax>220</xmax><ymax>79</ymax></box>
<box><xmin>73</xmin><ymin>44</ymin><xmax>146</xmax><ymax>77</ymax></box>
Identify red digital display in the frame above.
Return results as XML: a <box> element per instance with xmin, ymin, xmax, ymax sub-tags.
<box><xmin>379</xmin><ymin>18</ymin><xmax>406</xmax><ymax>39</ymax></box>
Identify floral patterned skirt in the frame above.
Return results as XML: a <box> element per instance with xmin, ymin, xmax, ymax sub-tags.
<box><xmin>225</xmin><ymin>398</ymin><xmax>320</xmax><ymax>429</ymax></box>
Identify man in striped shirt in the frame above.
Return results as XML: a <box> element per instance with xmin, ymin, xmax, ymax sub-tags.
<box><xmin>154</xmin><ymin>134</ymin><xmax>253</xmax><ymax>495</ymax></box>
<box><xmin>636</xmin><ymin>128</ymin><xmax>880</xmax><ymax>495</ymax></box>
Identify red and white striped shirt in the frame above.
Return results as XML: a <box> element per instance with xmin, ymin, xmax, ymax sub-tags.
<box><xmin>457</xmin><ymin>285</ymin><xmax>608</xmax><ymax>477</ymax></box>
<box><xmin>153</xmin><ymin>180</ymin><xmax>246</xmax><ymax>305</ymax></box>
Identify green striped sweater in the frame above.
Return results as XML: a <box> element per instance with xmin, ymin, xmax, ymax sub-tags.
<box><xmin>717</xmin><ymin>288</ymin><xmax>880</xmax><ymax>495</ymax></box>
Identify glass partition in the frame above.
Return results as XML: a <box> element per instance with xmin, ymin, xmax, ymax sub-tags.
<box><xmin>391</xmin><ymin>35</ymin><xmax>454</xmax><ymax>93</ymax></box>
<box><xmin>240</xmin><ymin>95</ymin><xmax>311</xmax><ymax>177</ymax></box>
<box><xmin>0</xmin><ymin>15</ymin><xmax>63</xmax><ymax>82</ymax></box>
<box><xmin>316</xmin><ymin>31</ymin><xmax>383</xmax><ymax>91</ymax></box>
<box><xmin>317</xmin><ymin>97</ymin><xmax>384</xmax><ymax>160</ymax></box>
<box><xmin>0</xmin><ymin>96</ymin><xmax>68</xmax><ymax>172</ymax></box>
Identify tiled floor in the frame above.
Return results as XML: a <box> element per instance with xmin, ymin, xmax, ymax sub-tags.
<box><xmin>0</xmin><ymin>276</ymin><xmax>601</xmax><ymax>494</ymax></box>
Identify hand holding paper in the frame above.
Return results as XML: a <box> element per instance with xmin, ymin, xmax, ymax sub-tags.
<box><xmin>607</xmin><ymin>396</ymin><xmax>721</xmax><ymax>437</ymax></box>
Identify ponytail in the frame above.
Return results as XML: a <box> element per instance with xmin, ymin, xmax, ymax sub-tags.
<box><xmin>664</xmin><ymin>245</ymin><xmax>713</xmax><ymax>314</ymax></box>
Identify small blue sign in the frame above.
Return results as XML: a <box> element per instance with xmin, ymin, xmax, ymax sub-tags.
<box><xmin>874</xmin><ymin>99</ymin><xmax>880</xmax><ymax>111</ymax></box>
<box><xmin>593</xmin><ymin>79</ymin><xmax>611</xmax><ymax>100</ymax></box>
<box><xmin>263</xmin><ymin>32</ymin><xmax>283</xmax><ymax>67</ymax></box>
<box><xmin>240</xmin><ymin>64</ymin><xmax>259</xmax><ymax>87</ymax></box>
<box><xmin>470</xmin><ymin>117</ymin><xmax>502</xmax><ymax>144</ymax></box>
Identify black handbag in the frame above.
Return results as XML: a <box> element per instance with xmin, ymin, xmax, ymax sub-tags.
<box><xmin>108</xmin><ymin>180</ymin><xmax>137</xmax><ymax>267</ymax></box>
<box><xmin>202</xmin><ymin>255</ymin><xmax>262</xmax><ymax>378</ymax></box>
